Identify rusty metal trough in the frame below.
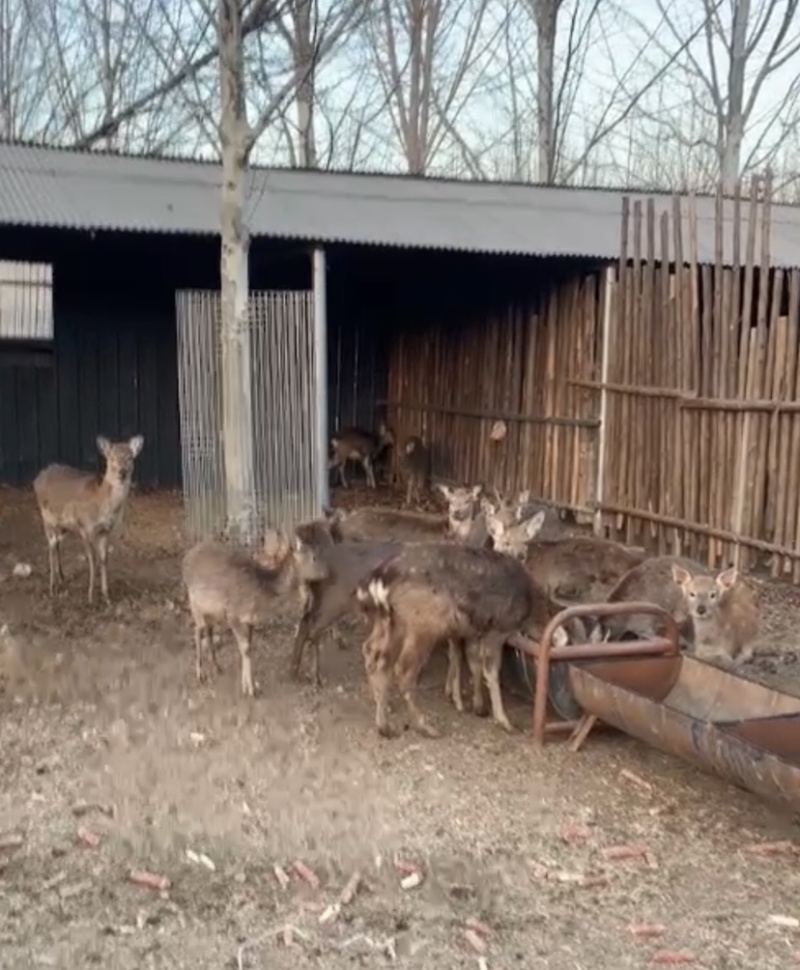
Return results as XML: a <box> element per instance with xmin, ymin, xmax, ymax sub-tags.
<box><xmin>509</xmin><ymin>601</ymin><xmax>800</xmax><ymax>812</ymax></box>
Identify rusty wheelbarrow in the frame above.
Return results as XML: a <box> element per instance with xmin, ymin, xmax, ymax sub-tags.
<box><xmin>503</xmin><ymin>601</ymin><xmax>800</xmax><ymax>813</ymax></box>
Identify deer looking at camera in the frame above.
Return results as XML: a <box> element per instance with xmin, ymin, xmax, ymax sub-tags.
<box><xmin>599</xmin><ymin>555</ymin><xmax>759</xmax><ymax>663</ymax></box>
<box><xmin>32</xmin><ymin>434</ymin><xmax>145</xmax><ymax>605</ymax></box>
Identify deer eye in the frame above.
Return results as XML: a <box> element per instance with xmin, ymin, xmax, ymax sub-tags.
<box><xmin>688</xmin><ymin>591</ymin><xmax>697</xmax><ymax>599</ymax></box>
<box><xmin>709</xmin><ymin>591</ymin><xmax>717</xmax><ymax>601</ymax></box>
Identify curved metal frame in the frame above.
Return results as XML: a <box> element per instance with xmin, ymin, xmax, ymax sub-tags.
<box><xmin>510</xmin><ymin>601</ymin><xmax>680</xmax><ymax>748</ymax></box>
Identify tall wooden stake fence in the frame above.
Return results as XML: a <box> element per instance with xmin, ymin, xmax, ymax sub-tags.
<box><xmin>382</xmin><ymin>278</ymin><xmax>603</xmax><ymax>518</ymax></box>
<box><xmin>587</xmin><ymin>174</ymin><xmax>800</xmax><ymax>579</ymax></box>
<box><xmin>380</xmin><ymin>174</ymin><xmax>800</xmax><ymax>580</ymax></box>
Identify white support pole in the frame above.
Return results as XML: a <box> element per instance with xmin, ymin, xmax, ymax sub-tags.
<box><xmin>312</xmin><ymin>246</ymin><xmax>329</xmax><ymax>513</ymax></box>
<box><xmin>594</xmin><ymin>264</ymin><xmax>615</xmax><ymax>537</ymax></box>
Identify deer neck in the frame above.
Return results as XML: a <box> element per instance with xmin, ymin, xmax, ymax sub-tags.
<box><xmin>100</xmin><ymin>471</ymin><xmax>132</xmax><ymax>511</ymax></box>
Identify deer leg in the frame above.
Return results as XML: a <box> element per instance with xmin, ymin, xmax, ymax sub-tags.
<box><xmin>338</xmin><ymin>462</ymin><xmax>349</xmax><ymax>489</ymax></box>
<box><xmin>464</xmin><ymin>640</ymin><xmax>488</xmax><ymax>717</ymax></box>
<box><xmin>364</xmin><ymin>456</ymin><xmax>376</xmax><ymax>489</ymax></box>
<box><xmin>444</xmin><ymin>639</ymin><xmax>465</xmax><ymax>713</ymax></box>
<box><xmin>208</xmin><ymin>625</ymin><xmax>223</xmax><ymax>672</ymax></box>
<box><xmin>362</xmin><ymin>619</ymin><xmax>395</xmax><ymax>737</ymax></box>
<box><xmin>310</xmin><ymin>639</ymin><xmax>323</xmax><ymax>688</ymax></box>
<box><xmin>290</xmin><ymin>610</ymin><xmax>313</xmax><ymax>681</ymax></box>
<box><xmin>481</xmin><ymin>634</ymin><xmax>515</xmax><ymax>733</ymax></box>
<box><xmin>395</xmin><ymin>634</ymin><xmax>439</xmax><ymax>738</ymax></box>
<box><xmin>231</xmin><ymin>621</ymin><xmax>255</xmax><ymax>697</ymax></box>
<box><xmin>45</xmin><ymin>528</ymin><xmax>60</xmax><ymax>596</ymax></box>
<box><xmin>96</xmin><ymin>532</ymin><xmax>111</xmax><ymax>605</ymax></box>
<box><xmin>80</xmin><ymin>532</ymin><xmax>96</xmax><ymax>605</ymax></box>
<box><xmin>193</xmin><ymin>617</ymin><xmax>210</xmax><ymax>683</ymax></box>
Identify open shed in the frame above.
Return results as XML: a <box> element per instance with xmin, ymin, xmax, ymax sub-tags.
<box><xmin>2</xmin><ymin>144</ymin><xmax>800</xmax><ymax>576</ymax></box>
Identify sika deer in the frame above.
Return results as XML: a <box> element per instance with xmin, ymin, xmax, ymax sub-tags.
<box><xmin>289</xmin><ymin>519</ymin><xmax>400</xmax><ymax>686</ymax></box>
<box><xmin>182</xmin><ymin>529</ymin><xmax>328</xmax><ymax>696</ymax></box>
<box><xmin>356</xmin><ymin>542</ymin><xmax>588</xmax><ymax>738</ymax></box>
<box><xmin>323</xmin><ymin>502</ymin><xmax>471</xmax><ymax>713</ymax></box>
<box><xmin>600</xmin><ymin>555</ymin><xmax>744</xmax><ymax>651</ymax></box>
<box><xmin>401</xmin><ymin>435</ymin><xmax>430</xmax><ymax>506</ymax></box>
<box><xmin>485</xmin><ymin>489</ymin><xmax>565</xmax><ymax>541</ymax></box>
<box><xmin>485</xmin><ymin>504</ymin><xmax>647</xmax><ymax>603</ymax></box>
<box><xmin>32</xmin><ymin>434</ymin><xmax>144</xmax><ymax>604</ymax></box>
<box><xmin>671</xmin><ymin>564</ymin><xmax>760</xmax><ymax>665</ymax></box>
<box><xmin>329</xmin><ymin>423</ymin><xmax>395</xmax><ymax>489</ymax></box>
<box><xmin>323</xmin><ymin>506</ymin><xmax>448</xmax><ymax>543</ymax></box>
<box><xmin>436</xmin><ymin>484</ymin><xmax>491</xmax><ymax>547</ymax></box>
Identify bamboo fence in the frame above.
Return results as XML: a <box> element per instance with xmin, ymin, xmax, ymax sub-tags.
<box><xmin>383</xmin><ymin>277</ymin><xmax>602</xmax><ymax>518</ymax></box>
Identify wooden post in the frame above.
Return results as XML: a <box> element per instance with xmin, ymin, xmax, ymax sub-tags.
<box><xmin>312</xmin><ymin>246</ymin><xmax>329</xmax><ymax>513</ymax></box>
<box><xmin>593</xmin><ymin>264</ymin><xmax>615</xmax><ymax>536</ymax></box>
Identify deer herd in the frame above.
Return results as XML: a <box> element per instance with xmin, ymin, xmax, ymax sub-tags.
<box><xmin>24</xmin><ymin>421</ymin><xmax>760</xmax><ymax>740</ymax></box>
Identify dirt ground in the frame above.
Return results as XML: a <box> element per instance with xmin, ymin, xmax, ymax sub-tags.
<box><xmin>3</xmin><ymin>483</ymin><xmax>800</xmax><ymax>970</ymax></box>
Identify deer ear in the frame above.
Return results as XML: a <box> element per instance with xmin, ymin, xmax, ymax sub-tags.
<box><xmin>552</xmin><ymin>625</ymin><xmax>569</xmax><ymax>649</ymax></box>
<box><xmin>671</xmin><ymin>565</ymin><xmax>692</xmax><ymax>586</ymax></box>
<box><xmin>487</xmin><ymin>515</ymin><xmax>504</xmax><ymax>537</ymax></box>
<box><xmin>436</xmin><ymin>484</ymin><xmax>453</xmax><ymax>501</ymax></box>
<box><xmin>96</xmin><ymin>435</ymin><xmax>111</xmax><ymax>456</ymax></box>
<box><xmin>523</xmin><ymin>510</ymin><xmax>546</xmax><ymax>540</ymax></box>
<box><xmin>470</xmin><ymin>484</ymin><xmax>482</xmax><ymax>500</ymax></box>
<box><xmin>128</xmin><ymin>434</ymin><xmax>144</xmax><ymax>457</ymax></box>
<box><xmin>716</xmin><ymin>566</ymin><xmax>738</xmax><ymax>590</ymax></box>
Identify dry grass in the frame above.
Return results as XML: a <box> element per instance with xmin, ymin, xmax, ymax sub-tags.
<box><xmin>1</xmin><ymin>484</ymin><xmax>800</xmax><ymax>969</ymax></box>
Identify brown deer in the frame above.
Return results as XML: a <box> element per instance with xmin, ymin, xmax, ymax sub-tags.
<box><xmin>323</xmin><ymin>506</ymin><xmax>448</xmax><ymax>543</ymax></box>
<box><xmin>32</xmin><ymin>434</ymin><xmax>144</xmax><ymax>604</ymax></box>
<box><xmin>401</xmin><ymin>435</ymin><xmax>430</xmax><ymax>506</ymax></box>
<box><xmin>436</xmin><ymin>483</ymin><xmax>492</xmax><ymax>547</ymax></box>
<box><xmin>600</xmin><ymin>555</ymin><xmax>737</xmax><ymax>651</ymax></box>
<box><xmin>484</xmin><ymin>503</ymin><xmax>647</xmax><ymax>603</ymax></box>
<box><xmin>671</xmin><ymin>563</ymin><xmax>760</xmax><ymax>665</ymax></box>
<box><xmin>182</xmin><ymin>529</ymin><xmax>329</xmax><ymax>697</ymax></box>
<box><xmin>329</xmin><ymin>422</ymin><xmax>395</xmax><ymax>489</ymax></box>
<box><xmin>324</xmin><ymin>501</ymin><xmax>474</xmax><ymax>714</ymax></box>
<box><xmin>288</xmin><ymin>519</ymin><xmax>400</xmax><ymax>686</ymax></box>
<box><xmin>483</xmin><ymin>489</ymin><xmax>566</xmax><ymax>541</ymax></box>
<box><xmin>356</xmin><ymin>542</ymin><xmax>588</xmax><ymax>738</ymax></box>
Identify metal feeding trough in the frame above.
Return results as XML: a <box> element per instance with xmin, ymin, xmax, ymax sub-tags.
<box><xmin>506</xmin><ymin>602</ymin><xmax>800</xmax><ymax>813</ymax></box>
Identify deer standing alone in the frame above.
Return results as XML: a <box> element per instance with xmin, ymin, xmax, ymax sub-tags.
<box><xmin>32</xmin><ymin>434</ymin><xmax>144</xmax><ymax>604</ymax></box>
<box><xmin>329</xmin><ymin>423</ymin><xmax>395</xmax><ymax>489</ymax></box>
<box><xmin>401</xmin><ymin>435</ymin><xmax>430</xmax><ymax>506</ymax></box>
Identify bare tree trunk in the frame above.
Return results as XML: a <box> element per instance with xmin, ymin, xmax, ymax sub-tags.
<box><xmin>721</xmin><ymin>0</ymin><xmax>750</xmax><ymax>193</ymax></box>
<box><xmin>532</xmin><ymin>0</ymin><xmax>562</xmax><ymax>183</ymax></box>
<box><xmin>291</xmin><ymin>0</ymin><xmax>317</xmax><ymax>167</ymax></box>
<box><xmin>219</xmin><ymin>0</ymin><xmax>256</xmax><ymax>544</ymax></box>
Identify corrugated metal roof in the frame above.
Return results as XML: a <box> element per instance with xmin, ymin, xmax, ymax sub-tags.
<box><xmin>1</xmin><ymin>141</ymin><xmax>800</xmax><ymax>266</ymax></box>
